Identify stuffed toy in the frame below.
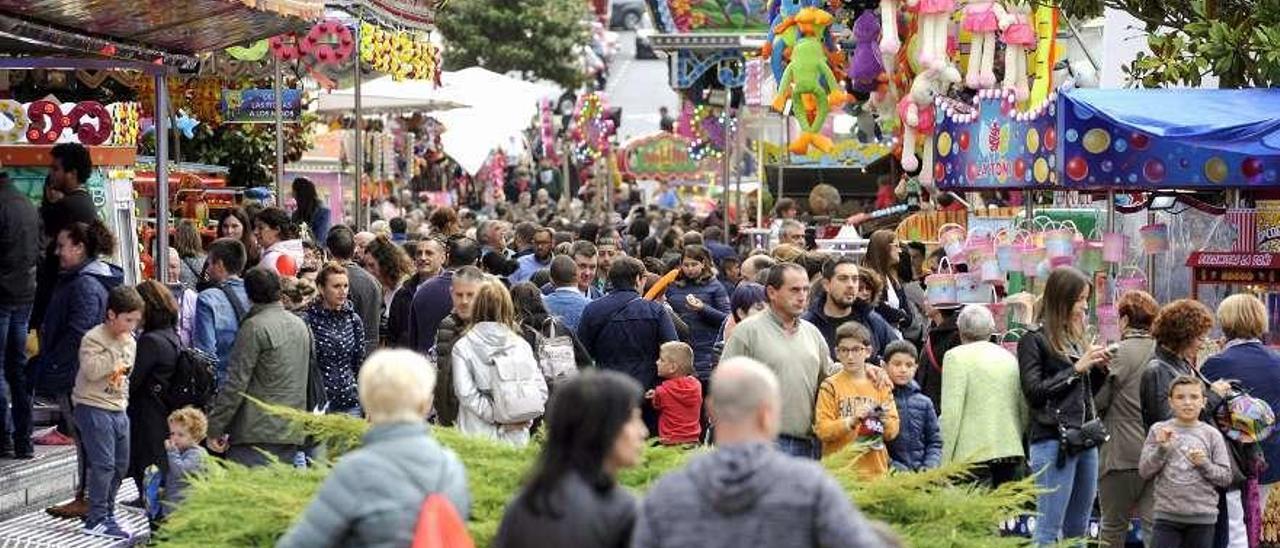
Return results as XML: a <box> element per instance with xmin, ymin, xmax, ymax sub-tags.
<box><xmin>879</xmin><ymin>0</ymin><xmax>902</xmax><ymax>57</ymax></box>
<box><xmin>999</xmin><ymin>0</ymin><xmax>1036</xmax><ymax>101</ymax></box>
<box><xmin>898</xmin><ymin>69</ymin><xmax>939</xmax><ymax>192</ymax></box>
<box><xmin>761</xmin><ymin>0</ymin><xmax>810</xmax><ymax>83</ymax></box>
<box><xmin>908</xmin><ymin>0</ymin><xmax>956</xmax><ymax>79</ymax></box>
<box><xmin>772</xmin><ymin>7</ymin><xmax>849</xmax><ymax>154</ymax></box>
<box><xmin>849</xmin><ymin>11</ymin><xmax>885</xmax><ymax>93</ymax></box>
<box><xmin>962</xmin><ymin>0</ymin><xmax>1006</xmax><ymax>88</ymax></box>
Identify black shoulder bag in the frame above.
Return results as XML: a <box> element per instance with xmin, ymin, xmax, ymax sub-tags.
<box><xmin>1056</xmin><ymin>372</ymin><xmax>1110</xmax><ymax>466</ymax></box>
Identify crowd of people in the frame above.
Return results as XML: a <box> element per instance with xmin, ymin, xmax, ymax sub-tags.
<box><xmin>3</xmin><ymin>143</ymin><xmax>1280</xmax><ymax>547</ymax></box>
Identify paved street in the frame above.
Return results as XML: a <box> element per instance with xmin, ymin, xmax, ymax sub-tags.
<box><xmin>606</xmin><ymin>30</ymin><xmax>680</xmax><ymax>141</ymax></box>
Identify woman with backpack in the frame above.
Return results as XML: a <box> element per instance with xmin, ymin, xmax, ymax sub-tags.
<box><xmin>510</xmin><ymin>282</ymin><xmax>592</xmax><ymax>378</ymax></box>
<box><xmin>301</xmin><ymin>263</ymin><xmax>366</xmax><ymax>416</ymax></box>
<box><xmin>128</xmin><ymin>280</ymin><xmax>181</xmax><ymax>502</ymax></box>
<box><xmin>451</xmin><ymin>279</ymin><xmax>549</xmax><ymax>446</ymax></box>
<box><xmin>494</xmin><ymin>370</ymin><xmax>647</xmax><ymax>548</ymax></box>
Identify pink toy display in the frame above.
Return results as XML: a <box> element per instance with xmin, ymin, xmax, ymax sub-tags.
<box><xmin>1019</xmin><ymin>241</ymin><xmax>1045</xmax><ymax>277</ymax></box>
<box><xmin>955</xmin><ymin>272</ymin><xmax>994</xmax><ymax>304</ymax></box>
<box><xmin>1043</xmin><ymin>220</ymin><xmax>1078</xmax><ymax>258</ymax></box>
<box><xmin>1097</xmin><ymin>304</ymin><xmax>1120</xmax><ymax>343</ymax></box>
<box><xmin>1116</xmin><ymin>266</ymin><xmax>1148</xmax><ymax>293</ymax></box>
<box><xmin>1077</xmin><ymin>241</ymin><xmax>1104</xmax><ymax>273</ymax></box>
<box><xmin>1139</xmin><ymin>223</ymin><xmax>1170</xmax><ymax>254</ymax></box>
<box><xmin>1102</xmin><ymin>231</ymin><xmax>1128</xmax><ymax>263</ymax></box>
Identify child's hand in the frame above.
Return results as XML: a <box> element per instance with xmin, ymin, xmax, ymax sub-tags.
<box><xmin>685</xmin><ymin>294</ymin><xmax>704</xmax><ymax>311</ymax></box>
<box><xmin>1155</xmin><ymin>427</ymin><xmax>1175</xmax><ymax>448</ymax></box>
<box><xmin>208</xmin><ymin>435</ymin><xmax>229</xmax><ymax>453</ymax></box>
<box><xmin>1186</xmin><ymin>447</ymin><xmax>1208</xmax><ymax>466</ymax></box>
<box><xmin>165</xmin><ymin>439</ymin><xmax>174</xmax><ymax>452</ymax></box>
<box><xmin>867</xmin><ymin>365</ymin><xmax>892</xmax><ymax>391</ymax></box>
<box><xmin>644</xmin><ymin>389</ymin><xmax>656</xmax><ymax>400</ymax></box>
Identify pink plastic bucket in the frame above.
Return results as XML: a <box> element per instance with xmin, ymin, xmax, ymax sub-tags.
<box><xmin>939</xmin><ymin>224</ymin><xmax>967</xmax><ymax>264</ymax></box>
<box><xmin>925</xmin><ymin>258</ymin><xmax>958</xmax><ymax>305</ymax></box>
<box><xmin>1097</xmin><ymin>304</ymin><xmax>1120</xmax><ymax>343</ymax></box>
<box><xmin>955</xmin><ymin>272</ymin><xmax>994</xmax><ymax>304</ymax></box>
<box><xmin>1044</xmin><ymin>221</ymin><xmax>1078</xmax><ymax>258</ymax></box>
<box><xmin>1139</xmin><ymin>223</ymin><xmax>1169</xmax><ymax>254</ymax></box>
<box><xmin>1021</xmin><ymin>244</ymin><xmax>1046</xmax><ymax>277</ymax></box>
<box><xmin>1102</xmin><ymin>232</ymin><xmax>1127</xmax><ymax>263</ymax></box>
<box><xmin>1116</xmin><ymin>266</ymin><xmax>1147</xmax><ymax>293</ymax></box>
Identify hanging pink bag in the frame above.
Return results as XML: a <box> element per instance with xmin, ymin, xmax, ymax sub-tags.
<box><xmin>1139</xmin><ymin>223</ymin><xmax>1170</xmax><ymax>254</ymax></box>
<box><xmin>1044</xmin><ymin>220</ymin><xmax>1079</xmax><ymax>259</ymax></box>
<box><xmin>938</xmin><ymin>223</ymin><xmax>967</xmax><ymax>264</ymax></box>
<box><xmin>925</xmin><ymin>257</ymin><xmax>958</xmax><ymax>306</ymax></box>
<box><xmin>1116</xmin><ymin>266</ymin><xmax>1148</xmax><ymax>293</ymax></box>
<box><xmin>1102</xmin><ymin>231</ymin><xmax>1128</xmax><ymax>263</ymax></box>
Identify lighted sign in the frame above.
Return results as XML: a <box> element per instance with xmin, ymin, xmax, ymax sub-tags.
<box><xmin>621</xmin><ymin>132</ymin><xmax>703</xmax><ymax>181</ymax></box>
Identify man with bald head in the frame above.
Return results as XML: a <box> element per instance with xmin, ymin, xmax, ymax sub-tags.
<box><xmin>632</xmin><ymin>358</ymin><xmax>880</xmax><ymax>548</ymax></box>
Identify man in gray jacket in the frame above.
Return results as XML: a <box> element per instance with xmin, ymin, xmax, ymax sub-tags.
<box><xmin>632</xmin><ymin>357</ymin><xmax>882</xmax><ymax>548</ymax></box>
<box><xmin>207</xmin><ymin>267</ymin><xmax>314</xmax><ymax>466</ymax></box>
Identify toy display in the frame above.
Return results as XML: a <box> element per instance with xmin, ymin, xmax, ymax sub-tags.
<box><xmin>771</xmin><ymin>7</ymin><xmax>848</xmax><ymax>154</ymax></box>
<box><xmin>999</xmin><ymin>0</ymin><xmax>1036</xmax><ymax>100</ymax></box>
<box><xmin>898</xmin><ymin>70</ymin><xmax>939</xmax><ymax>190</ymax></box>
<box><xmin>849</xmin><ymin>11</ymin><xmax>885</xmax><ymax>93</ymax></box>
<box><xmin>962</xmin><ymin>0</ymin><xmax>1005</xmax><ymax>88</ymax></box>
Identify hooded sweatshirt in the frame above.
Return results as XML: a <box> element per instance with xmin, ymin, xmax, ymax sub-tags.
<box><xmin>631</xmin><ymin>442</ymin><xmax>882</xmax><ymax>548</ymax></box>
<box><xmin>73</xmin><ymin>324</ymin><xmax>136</xmax><ymax>412</ymax></box>
<box><xmin>450</xmin><ymin>322</ymin><xmax>549</xmax><ymax>446</ymax></box>
<box><xmin>652</xmin><ymin>375</ymin><xmax>702</xmax><ymax>445</ymax></box>
<box><xmin>259</xmin><ymin>239</ymin><xmax>304</xmax><ymax>277</ymax></box>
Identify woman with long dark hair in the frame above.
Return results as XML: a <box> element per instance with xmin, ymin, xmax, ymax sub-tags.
<box><xmin>510</xmin><ymin>282</ymin><xmax>592</xmax><ymax>372</ymax></box>
<box><xmin>173</xmin><ymin>219</ymin><xmax>205</xmax><ymax>288</ymax></box>
<box><xmin>665</xmin><ymin>245</ymin><xmax>730</xmax><ymax>381</ymax></box>
<box><xmin>494</xmin><ymin>370</ymin><xmax>647</xmax><ymax>548</ymax></box>
<box><xmin>290</xmin><ymin>177</ymin><xmax>331</xmax><ymax>244</ymax></box>
<box><xmin>1018</xmin><ymin>267</ymin><xmax>1112</xmax><ymax>546</ymax></box>
<box><xmin>217</xmin><ymin>207</ymin><xmax>259</xmax><ymax>266</ymax></box>
<box><xmin>863</xmin><ymin>229</ymin><xmax>922</xmax><ymax>344</ymax></box>
<box><xmin>128</xmin><ymin>280</ymin><xmax>180</xmax><ymax>499</ymax></box>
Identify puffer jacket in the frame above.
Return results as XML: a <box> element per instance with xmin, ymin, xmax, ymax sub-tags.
<box><xmin>207</xmin><ymin>302</ymin><xmax>313</xmax><ymax>447</ymax></box>
<box><xmin>1017</xmin><ymin>327</ymin><xmax>1106</xmax><ymax>443</ymax></box>
<box><xmin>301</xmin><ymin>301</ymin><xmax>366</xmax><ymax>412</ymax></box>
<box><xmin>277</xmin><ymin>422</ymin><xmax>470</xmax><ymax>548</ymax></box>
<box><xmin>451</xmin><ymin>322</ymin><xmax>548</xmax><ymax>446</ymax></box>
<box><xmin>665</xmin><ymin>277</ymin><xmax>730</xmax><ymax>378</ymax></box>
<box><xmin>888</xmin><ymin>381</ymin><xmax>942</xmax><ymax>471</ymax></box>
<box><xmin>0</xmin><ymin>179</ymin><xmax>38</xmax><ymax>306</ymax></box>
<box><xmin>33</xmin><ymin>260</ymin><xmax>123</xmax><ymax>395</ymax></box>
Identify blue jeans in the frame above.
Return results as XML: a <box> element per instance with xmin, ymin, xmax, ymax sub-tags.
<box><xmin>1029</xmin><ymin>439</ymin><xmax>1098</xmax><ymax>546</ymax></box>
<box><xmin>0</xmin><ymin>304</ymin><xmax>32</xmax><ymax>449</ymax></box>
<box><xmin>74</xmin><ymin>405</ymin><xmax>129</xmax><ymax>526</ymax></box>
<box><xmin>776</xmin><ymin>434</ymin><xmax>820</xmax><ymax>460</ymax></box>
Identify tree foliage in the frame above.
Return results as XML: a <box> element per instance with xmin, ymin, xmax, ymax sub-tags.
<box><xmin>1061</xmin><ymin>0</ymin><xmax>1280</xmax><ymax>87</ymax></box>
<box><xmin>435</xmin><ymin>0</ymin><xmax>591</xmax><ymax>89</ymax></box>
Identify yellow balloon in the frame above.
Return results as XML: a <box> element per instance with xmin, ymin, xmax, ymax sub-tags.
<box><xmin>1083</xmin><ymin>128</ymin><xmax>1111</xmax><ymax>154</ymax></box>
<box><xmin>938</xmin><ymin>132</ymin><xmax>953</xmax><ymax>157</ymax></box>
<box><xmin>1205</xmin><ymin>157</ymin><xmax>1229</xmax><ymax>184</ymax></box>
<box><xmin>1026</xmin><ymin>128</ymin><xmax>1040</xmax><ymax>153</ymax></box>
<box><xmin>999</xmin><ymin>125</ymin><xmax>1010</xmax><ymax>154</ymax></box>
<box><xmin>1034</xmin><ymin>157</ymin><xmax>1049</xmax><ymax>183</ymax></box>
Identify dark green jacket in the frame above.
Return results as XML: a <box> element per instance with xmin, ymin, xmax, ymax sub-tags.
<box><xmin>208</xmin><ymin>302</ymin><xmax>313</xmax><ymax>446</ymax></box>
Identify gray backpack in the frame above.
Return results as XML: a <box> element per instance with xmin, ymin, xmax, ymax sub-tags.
<box><xmin>533</xmin><ymin>318</ymin><xmax>578</xmax><ymax>386</ymax></box>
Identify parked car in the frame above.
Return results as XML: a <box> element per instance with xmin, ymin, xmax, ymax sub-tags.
<box><xmin>609</xmin><ymin>0</ymin><xmax>646</xmax><ymax>30</ymax></box>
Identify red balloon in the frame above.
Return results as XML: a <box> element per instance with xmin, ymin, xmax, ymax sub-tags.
<box><xmin>957</xmin><ymin>132</ymin><xmax>970</xmax><ymax>151</ymax></box>
<box><xmin>1013</xmin><ymin>158</ymin><xmax>1027</xmax><ymax>180</ymax></box>
<box><xmin>934</xmin><ymin>162</ymin><xmax>946</xmax><ymax>182</ymax></box>
<box><xmin>1131</xmin><ymin>133</ymin><xmax>1150</xmax><ymax>150</ymax></box>
<box><xmin>1243</xmin><ymin>157</ymin><xmax>1264</xmax><ymax>178</ymax></box>
<box><xmin>966</xmin><ymin>163</ymin><xmax>979</xmax><ymax>181</ymax></box>
<box><xmin>1043</xmin><ymin>128</ymin><xmax>1057</xmax><ymax>151</ymax></box>
<box><xmin>1066</xmin><ymin>156</ymin><xmax>1088</xmax><ymax>181</ymax></box>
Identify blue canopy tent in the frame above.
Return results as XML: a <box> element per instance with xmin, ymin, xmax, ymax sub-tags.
<box><xmin>1058</xmin><ymin>88</ymin><xmax>1280</xmax><ymax>189</ymax></box>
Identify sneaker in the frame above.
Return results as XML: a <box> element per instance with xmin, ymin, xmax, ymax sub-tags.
<box><xmin>82</xmin><ymin>519</ymin><xmax>132</xmax><ymax>541</ymax></box>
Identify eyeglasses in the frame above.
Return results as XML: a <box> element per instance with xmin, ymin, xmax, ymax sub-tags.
<box><xmin>836</xmin><ymin>345</ymin><xmax>867</xmax><ymax>355</ymax></box>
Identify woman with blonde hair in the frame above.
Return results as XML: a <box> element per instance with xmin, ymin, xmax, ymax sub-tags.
<box><xmin>1017</xmin><ymin>266</ymin><xmax>1112</xmax><ymax>546</ymax></box>
<box><xmin>279</xmin><ymin>350</ymin><xmax>470</xmax><ymax>547</ymax></box>
<box><xmin>1203</xmin><ymin>293</ymin><xmax>1280</xmax><ymax>522</ymax></box>
<box><xmin>451</xmin><ymin>280</ymin><xmax>549</xmax><ymax>446</ymax></box>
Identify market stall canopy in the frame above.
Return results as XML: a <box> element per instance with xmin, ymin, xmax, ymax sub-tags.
<box><xmin>1059</xmin><ymin>88</ymin><xmax>1280</xmax><ymax>189</ymax></box>
<box><xmin>432</xmin><ymin>107</ymin><xmax>534</xmax><ymax>176</ymax></box>
<box><xmin>0</xmin><ymin>0</ymin><xmax>321</xmax><ymax>69</ymax></box>
<box><xmin>316</xmin><ymin>76</ymin><xmax>465</xmax><ymax>113</ymax></box>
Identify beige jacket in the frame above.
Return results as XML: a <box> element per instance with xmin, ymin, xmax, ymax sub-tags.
<box><xmin>72</xmin><ymin>324</ymin><xmax>135</xmax><ymax>412</ymax></box>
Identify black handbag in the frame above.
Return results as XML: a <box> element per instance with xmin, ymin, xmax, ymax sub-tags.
<box><xmin>1056</xmin><ymin>373</ymin><xmax>1110</xmax><ymax>462</ymax></box>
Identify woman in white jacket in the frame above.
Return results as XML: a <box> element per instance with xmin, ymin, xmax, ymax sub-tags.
<box><xmin>452</xmin><ymin>279</ymin><xmax>548</xmax><ymax>446</ymax></box>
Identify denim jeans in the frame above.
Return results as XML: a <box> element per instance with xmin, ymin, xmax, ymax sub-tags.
<box><xmin>74</xmin><ymin>405</ymin><xmax>129</xmax><ymax>526</ymax></box>
<box><xmin>776</xmin><ymin>434</ymin><xmax>820</xmax><ymax>460</ymax></box>
<box><xmin>1028</xmin><ymin>439</ymin><xmax>1098</xmax><ymax>546</ymax></box>
<box><xmin>0</xmin><ymin>304</ymin><xmax>32</xmax><ymax>449</ymax></box>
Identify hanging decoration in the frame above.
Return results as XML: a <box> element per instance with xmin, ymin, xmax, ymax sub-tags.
<box><xmin>569</xmin><ymin>92</ymin><xmax>615</xmax><ymax>164</ymax></box>
<box><xmin>107</xmin><ymin>102</ymin><xmax>140</xmax><ymax>147</ymax></box>
<box><xmin>26</xmin><ymin>100</ymin><xmax>71</xmax><ymax>144</ymax></box>
<box><xmin>677</xmin><ymin>102</ymin><xmax>737</xmax><ymax>162</ymax></box>
<box><xmin>190</xmin><ymin>78</ymin><xmax>224</xmax><ymax>125</ymax></box>
<box><xmin>359</xmin><ymin>23</ymin><xmax>441</xmax><ymax>82</ymax></box>
<box><xmin>538</xmin><ymin>99</ymin><xmax>559</xmax><ymax>162</ymax></box>
<box><xmin>770</xmin><ymin>7</ymin><xmax>848</xmax><ymax>154</ymax></box>
<box><xmin>269</xmin><ymin>33</ymin><xmax>304</xmax><ymax>61</ymax></box>
<box><xmin>226</xmin><ymin>40</ymin><xmax>270</xmax><ymax>62</ymax></box>
<box><xmin>173</xmin><ymin>111</ymin><xmax>200</xmax><ymax>139</ymax></box>
<box><xmin>300</xmin><ymin>20</ymin><xmax>355</xmax><ymax>65</ymax></box>
<box><xmin>0</xmin><ymin>100</ymin><xmax>29</xmax><ymax>143</ymax></box>
<box><xmin>68</xmin><ymin>101</ymin><xmax>114</xmax><ymax>146</ymax></box>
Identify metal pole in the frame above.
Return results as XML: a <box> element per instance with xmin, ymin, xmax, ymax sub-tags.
<box><xmin>722</xmin><ymin>112</ymin><xmax>732</xmax><ymax>238</ymax></box>
<box><xmin>779</xmin><ymin>117</ymin><xmax>788</xmax><ymax>207</ymax></box>
<box><xmin>274</xmin><ymin>56</ymin><xmax>285</xmax><ymax>203</ymax></box>
<box><xmin>353</xmin><ymin>15</ymin><xmax>364</xmax><ymax>229</ymax></box>
<box><xmin>755</xmin><ymin>138</ymin><xmax>764</xmax><ymax>228</ymax></box>
<box><xmin>155</xmin><ymin>73</ymin><xmax>170</xmax><ymax>285</ymax></box>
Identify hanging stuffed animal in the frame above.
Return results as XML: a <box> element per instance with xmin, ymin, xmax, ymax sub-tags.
<box><xmin>909</xmin><ymin>0</ymin><xmax>957</xmax><ymax>81</ymax></box>
<box><xmin>962</xmin><ymin>0</ymin><xmax>1006</xmax><ymax>88</ymax></box>
<box><xmin>999</xmin><ymin>0</ymin><xmax>1036</xmax><ymax>100</ymax></box>
<box><xmin>771</xmin><ymin>7</ymin><xmax>849</xmax><ymax>154</ymax></box>
<box><xmin>761</xmin><ymin>0</ymin><xmax>811</xmax><ymax>83</ymax></box>
<box><xmin>880</xmin><ymin>0</ymin><xmax>902</xmax><ymax>57</ymax></box>
<box><xmin>898</xmin><ymin>69</ymin><xmax>939</xmax><ymax>191</ymax></box>
<box><xmin>848</xmin><ymin>11</ymin><xmax>885</xmax><ymax>93</ymax></box>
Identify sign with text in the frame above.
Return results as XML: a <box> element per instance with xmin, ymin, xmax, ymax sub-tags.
<box><xmin>221</xmin><ymin>89</ymin><xmax>302</xmax><ymax>123</ymax></box>
<box><xmin>621</xmin><ymin>132</ymin><xmax>703</xmax><ymax>181</ymax></box>
<box><xmin>934</xmin><ymin>93</ymin><xmax>1058</xmax><ymax>190</ymax></box>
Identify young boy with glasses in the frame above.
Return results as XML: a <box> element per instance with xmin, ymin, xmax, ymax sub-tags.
<box><xmin>814</xmin><ymin>322</ymin><xmax>899</xmax><ymax>478</ymax></box>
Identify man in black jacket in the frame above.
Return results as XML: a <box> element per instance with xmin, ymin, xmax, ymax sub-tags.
<box><xmin>0</xmin><ymin>172</ymin><xmax>39</xmax><ymax>458</ymax></box>
<box><xmin>326</xmin><ymin>226</ymin><xmax>382</xmax><ymax>356</ymax></box>
<box><xmin>34</xmin><ymin>143</ymin><xmax>97</xmax><ymax>326</ymax></box>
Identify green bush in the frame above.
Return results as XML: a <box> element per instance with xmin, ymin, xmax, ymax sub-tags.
<box><xmin>158</xmin><ymin>403</ymin><xmax>1034</xmax><ymax>547</ymax></box>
